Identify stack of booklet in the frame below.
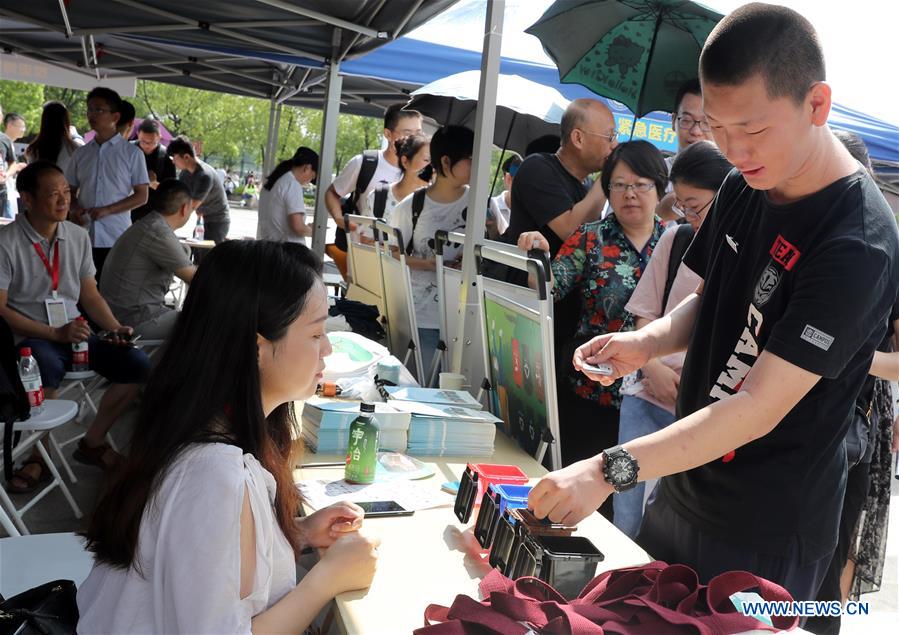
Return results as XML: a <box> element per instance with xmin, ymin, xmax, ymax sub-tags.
<box><xmin>383</xmin><ymin>387</ymin><xmax>483</xmax><ymax>410</ymax></box>
<box><xmin>389</xmin><ymin>399</ymin><xmax>500</xmax><ymax>457</ymax></box>
<box><xmin>301</xmin><ymin>398</ymin><xmax>411</xmax><ymax>453</ymax></box>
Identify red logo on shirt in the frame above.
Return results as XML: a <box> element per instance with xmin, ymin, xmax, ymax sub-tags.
<box><xmin>769</xmin><ymin>235</ymin><xmax>801</xmax><ymax>271</ymax></box>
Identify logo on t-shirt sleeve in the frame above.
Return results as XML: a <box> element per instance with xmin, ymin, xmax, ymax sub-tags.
<box><xmin>800</xmin><ymin>325</ymin><xmax>835</xmax><ymax>351</ymax></box>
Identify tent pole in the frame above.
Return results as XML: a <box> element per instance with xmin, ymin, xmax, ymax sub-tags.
<box><xmin>263</xmin><ymin>96</ymin><xmax>278</xmax><ymax>176</ymax></box>
<box><xmin>270</xmin><ymin>101</ymin><xmax>283</xmax><ymax>171</ymax></box>
<box><xmin>491</xmin><ymin>111</ymin><xmax>516</xmax><ymax>194</ymax></box>
<box><xmin>312</xmin><ymin>58</ymin><xmax>342</xmax><ymax>258</ymax></box>
<box><xmin>451</xmin><ymin>0</ymin><xmax>504</xmax><ymax>376</ymax></box>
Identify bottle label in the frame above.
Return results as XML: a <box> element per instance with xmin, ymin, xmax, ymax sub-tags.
<box><xmin>23</xmin><ymin>378</ymin><xmax>44</xmax><ymax>408</ymax></box>
<box><xmin>345</xmin><ymin>419</ymin><xmax>380</xmax><ymax>484</ymax></box>
<box><xmin>72</xmin><ymin>344</ymin><xmax>89</xmax><ymax>367</ymax></box>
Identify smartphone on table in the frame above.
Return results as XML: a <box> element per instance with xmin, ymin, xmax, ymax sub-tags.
<box><xmin>356</xmin><ymin>500</ymin><xmax>414</xmax><ymax>518</ymax></box>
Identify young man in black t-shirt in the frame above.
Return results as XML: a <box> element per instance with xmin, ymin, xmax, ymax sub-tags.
<box><xmin>527</xmin><ymin>4</ymin><xmax>899</xmax><ymax>603</ymax></box>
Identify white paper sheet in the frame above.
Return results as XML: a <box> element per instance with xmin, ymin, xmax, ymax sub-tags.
<box><xmin>297</xmin><ymin>478</ymin><xmax>453</xmax><ymax>511</ymax></box>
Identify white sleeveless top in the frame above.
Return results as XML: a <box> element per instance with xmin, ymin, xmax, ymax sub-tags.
<box><xmin>77</xmin><ymin>443</ymin><xmax>296</xmax><ymax>634</ymax></box>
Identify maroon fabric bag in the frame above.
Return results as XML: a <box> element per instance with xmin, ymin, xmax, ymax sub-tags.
<box><xmin>414</xmin><ymin>562</ymin><xmax>799</xmax><ymax>635</ymax></box>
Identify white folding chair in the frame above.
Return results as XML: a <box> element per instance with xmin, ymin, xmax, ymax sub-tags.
<box><xmin>0</xmin><ymin>400</ymin><xmax>82</xmax><ymax>535</ymax></box>
<box><xmin>0</xmin><ymin>502</ymin><xmax>18</xmax><ymax>537</ymax></box>
<box><xmin>56</xmin><ymin>371</ymin><xmax>102</xmax><ymax>423</ymax></box>
<box><xmin>0</xmin><ymin>532</ymin><xmax>94</xmax><ymax>596</ymax></box>
<box><xmin>51</xmin><ymin>371</ymin><xmax>117</xmax><ymax>483</ymax></box>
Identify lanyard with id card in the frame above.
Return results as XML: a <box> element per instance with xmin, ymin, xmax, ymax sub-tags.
<box><xmin>33</xmin><ymin>241</ymin><xmax>68</xmax><ymax>328</ymax></box>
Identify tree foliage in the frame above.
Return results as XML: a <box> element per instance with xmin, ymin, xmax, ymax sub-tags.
<box><xmin>0</xmin><ymin>80</ymin><xmax>45</xmax><ymax>131</ymax></box>
<box><xmin>1</xmin><ymin>78</ymin><xmax>407</xmax><ymax>176</ymax></box>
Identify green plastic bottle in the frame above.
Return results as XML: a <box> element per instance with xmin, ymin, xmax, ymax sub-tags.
<box><xmin>345</xmin><ymin>403</ymin><xmax>380</xmax><ymax>484</ymax></box>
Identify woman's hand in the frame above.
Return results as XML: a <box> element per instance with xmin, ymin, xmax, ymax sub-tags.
<box><xmin>640</xmin><ymin>359</ymin><xmax>680</xmax><ymax>410</ymax></box>
<box><xmin>317</xmin><ymin>530</ymin><xmax>380</xmax><ymax>595</ymax></box>
<box><xmin>517</xmin><ymin>231</ymin><xmax>550</xmax><ymax>254</ymax></box>
<box><xmin>299</xmin><ymin>501</ymin><xmax>364</xmax><ymax>549</ymax></box>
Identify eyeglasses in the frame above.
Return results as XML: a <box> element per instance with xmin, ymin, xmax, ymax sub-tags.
<box><xmin>610</xmin><ymin>181</ymin><xmax>656</xmax><ymax>194</ymax></box>
<box><xmin>579</xmin><ymin>129</ymin><xmax>618</xmax><ymax>143</ymax></box>
<box><xmin>672</xmin><ymin>197</ymin><xmax>713</xmax><ymax>218</ymax></box>
<box><xmin>86</xmin><ymin>107</ymin><xmax>113</xmax><ymax>115</ymax></box>
<box><xmin>676</xmin><ymin>115</ymin><xmax>711</xmax><ymax>133</ymax></box>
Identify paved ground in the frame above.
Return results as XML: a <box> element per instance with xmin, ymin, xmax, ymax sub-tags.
<box><xmin>2</xmin><ymin>205</ymin><xmax>897</xmax><ymax>626</ymax></box>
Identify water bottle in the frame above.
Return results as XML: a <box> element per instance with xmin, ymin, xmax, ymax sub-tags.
<box><xmin>194</xmin><ymin>215</ymin><xmax>205</xmax><ymax>240</ymax></box>
<box><xmin>18</xmin><ymin>348</ymin><xmax>44</xmax><ymax>415</ymax></box>
<box><xmin>344</xmin><ymin>403</ymin><xmax>380</xmax><ymax>484</ymax></box>
<box><xmin>72</xmin><ymin>317</ymin><xmax>89</xmax><ymax>371</ymax></box>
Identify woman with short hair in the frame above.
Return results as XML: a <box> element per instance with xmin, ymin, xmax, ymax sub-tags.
<box><xmin>519</xmin><ymin>140</ymin><xmax>667</xmax><ymax>519</ymax></box>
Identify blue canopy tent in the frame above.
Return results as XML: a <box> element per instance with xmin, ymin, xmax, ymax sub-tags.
<box><xmin>340</xmin><ymin>36</ymin><xmax>899</xmax><ymax>165</ymax></box>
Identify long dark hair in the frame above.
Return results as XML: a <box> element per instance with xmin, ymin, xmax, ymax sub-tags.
<box><xmin>26</xmin><ymin>101</ymin><xmax>75</xmax><ymax>164</ymax></box>
<box><xmin>84</xmin><ymin>240</ymin><xmax>323</xmax><ymax>569</ymax></box>
<box><xmin>264</xmin><ymin>146</ymin><xmax>319</xmax><ymax>190</ymax></box>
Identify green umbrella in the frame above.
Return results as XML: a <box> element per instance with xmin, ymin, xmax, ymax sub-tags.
<box><xmin>526</xmin><ymin>0</ymin><xmax>722</xmax><ymax>118</ymax></box>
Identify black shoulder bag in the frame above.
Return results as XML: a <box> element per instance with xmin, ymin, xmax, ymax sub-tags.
<box><xmin>335</xmin><ymin>149</ymin><xmax>379</xmax><ymax>251</ymax></box>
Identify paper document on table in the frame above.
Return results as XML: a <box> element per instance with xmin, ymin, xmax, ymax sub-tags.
<box><xmin>297</xmin><ymin>478</ymin><xmax>453</xmax><ymax>511</ymax></box>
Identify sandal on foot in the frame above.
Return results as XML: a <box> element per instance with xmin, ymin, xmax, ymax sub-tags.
<box><xmin>74</xmin><ymin>439</ymin><xmax>122</xmax><ymax>471</ymax></box>
<box><xmin>4</xmin><ymin>459</ymin><xmax>49</xmax><ymax>494</ymax></box>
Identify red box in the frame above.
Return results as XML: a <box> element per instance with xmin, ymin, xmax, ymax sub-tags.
<box><xmin>471</xmin><ymin>463</ymin><xmax>529</xmax><ymax>503</ymax></box>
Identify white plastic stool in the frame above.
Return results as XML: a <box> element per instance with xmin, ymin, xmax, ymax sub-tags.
<box><xmin>0</xmin><ymin>400</ymin><xmax>82</xmax><ymax>535</ymax></box>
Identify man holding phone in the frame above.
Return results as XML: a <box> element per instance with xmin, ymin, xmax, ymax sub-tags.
<box><xmin>0</xmin><ymin>161</ymin><xmax>150</xmax><ymax>487</ymax></box>
<box><xmin>528</xmin><ymin>5</ymin><xmax>899</xmax><ymax>604</ymax></box>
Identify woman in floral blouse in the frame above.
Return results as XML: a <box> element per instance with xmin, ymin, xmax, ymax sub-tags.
<box><xmin>519</xmin><ymin>140</ymin><xmax>667</xmax><ymax>518</ymax></box>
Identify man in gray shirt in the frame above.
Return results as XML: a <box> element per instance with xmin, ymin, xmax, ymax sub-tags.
<box><xmin>100</xmin><ymin>179</ymin><xmax>196</xmax><ymax>341</ymax></box>
<box><xmin>167</xmin><ymin>136</ymin><xmax>229</xmax><ymax>244</ymax></box>
<box><xmin>0</xmin><ymin>161</ymin><xmax>149</xmax><ymax>486</ymax></box>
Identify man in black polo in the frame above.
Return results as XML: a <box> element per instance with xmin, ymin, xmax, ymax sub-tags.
<box><xmin>132</xmin><ymin>119</ymin><xmax>176</xmax><ymax>223</ymax></box>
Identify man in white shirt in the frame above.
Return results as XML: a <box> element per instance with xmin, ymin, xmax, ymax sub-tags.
<box><xmin>324</xmin><ymin>104</ymin><xmax>422</xmax><ymax>276</ymax></box>
<box><xmin>66</xmin><ymin>87</ymin><xmax>149</xmax><ymax>279</ymax></box>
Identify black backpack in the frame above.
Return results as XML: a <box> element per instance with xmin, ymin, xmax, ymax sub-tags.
<box><xmin>1</xmin><ymin>317</ymin><xmax>32</xmax><ymax>483</ymax></box>
<box><xmin>403</xmin><ymin>188</ymin><xmax>469</xmax><ymax>256</ymax></box>
<box><xmin>335</xmin><ymin>150</ymin><xmax>380</xmax><ymax>251</ymax></box>
<box><xmin>372</xmin><ymin>184</ymin><xmax>390</xmax><ymax>220</ymax></box>
<box><xmin>661</xmin><ymin>223</ymin><xmax>695</xmax><ymax>312</ymax></box>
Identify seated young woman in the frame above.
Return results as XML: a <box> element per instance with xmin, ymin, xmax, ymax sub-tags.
<box><xmin>77</xmin><ymin>240</ymin><xmax>380</xmax><ymax>633</ymax></box>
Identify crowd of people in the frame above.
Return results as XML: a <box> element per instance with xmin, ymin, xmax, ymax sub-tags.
<box><xmin>0</xmin><ymin>3</ymin><xmax>896</xmax><ymax>633</ymax></box>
